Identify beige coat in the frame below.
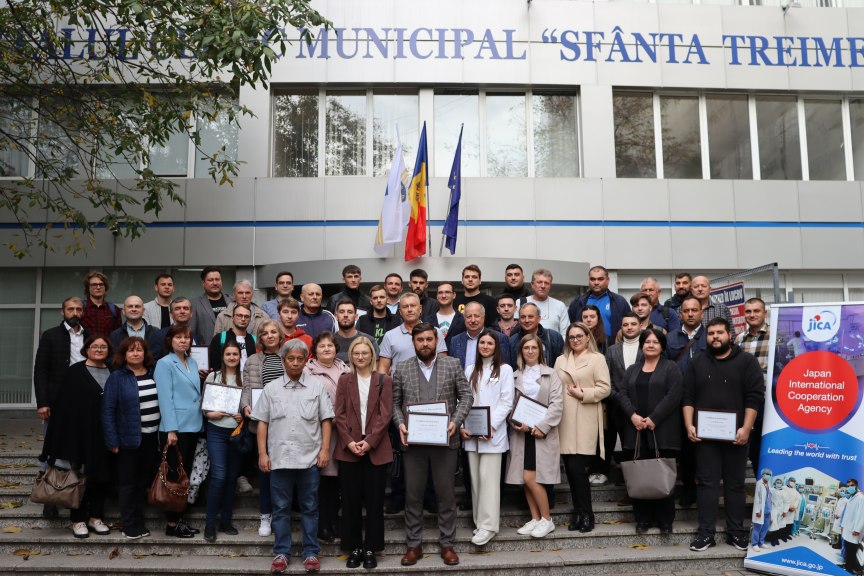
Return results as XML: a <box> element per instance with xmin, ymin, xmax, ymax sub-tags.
<box><xmin>554</xmin><ymin>351</ymin><xmax>611</xmax><ymax>457</ymax></box>
<box><xmin>505</xmin><ymin>365</ymin><xmax>563</xmax><ymax>486</ymax></box>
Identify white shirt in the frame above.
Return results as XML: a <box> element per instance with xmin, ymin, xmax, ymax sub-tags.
<box><xmin>622</xmin><ymin>336</ymin><xmax>640</xmax><ymax>369</ymax></box>
<box><xmin>357</xmin><ymin>374</ymin><xmax>371</xmax><ymax>435</ymax></box>
<box><xmin>418</xmin><ymin>357</ymin><xmax>436</xmax><ymax>381</ymax></box>
<box><xmin>462</xmin><ymin>361</ymin><xmax>515</xmax><ymax>453</ymax></box>
<box><xmin>524</xmin><ymin>295</ymin><xmax>570</xmax><ymax>337</ymax></box>
<box><xmin>66</xmin><ymin>322</ymin><xmax>85</xmax><ymax>364</ymax></box>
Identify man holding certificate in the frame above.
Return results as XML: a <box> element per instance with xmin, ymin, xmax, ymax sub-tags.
<box><xmin>682</xmin><ymin>317</ymin><xmax>764</xmax><ymax>554</ymax></box>
<box><xmin>392</xmin><ymin>323</ymin><xmax>473</xmax><ymax>567</ymax></box>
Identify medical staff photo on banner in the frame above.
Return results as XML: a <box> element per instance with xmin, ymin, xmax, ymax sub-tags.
<box><xmin>745</xmin><ymin>302</ymin><xmax>864</xmax><ymax>576</ymax></box>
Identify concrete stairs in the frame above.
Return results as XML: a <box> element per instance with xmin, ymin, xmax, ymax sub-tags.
<box><xmin>0</xmin><ymin>418</ymin><xmax>749</xmax><ymax>575</ymax></box>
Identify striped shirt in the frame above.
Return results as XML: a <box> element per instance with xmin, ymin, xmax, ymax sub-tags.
<box><xmin>137</xmin><ymin>375</ymin><xmax>160</xmax><ymax>433</ymax></box>
<box><xmin>261</xmin><ymin>353</ymin><xmax>285</xmax><ymax>385</ymax></box>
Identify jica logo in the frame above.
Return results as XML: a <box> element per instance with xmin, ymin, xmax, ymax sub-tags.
<box><xmin>801</xmin><ymin>306</ymin><xmax>841</xmax><ymax>342</ymax></box>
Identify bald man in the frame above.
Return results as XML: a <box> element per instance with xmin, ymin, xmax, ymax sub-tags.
<box><xmin>109</xmin><ymin>295</ymin><xmax>157</xmax><ymax>350</ymax></box>
<box><xmin>296</xmin><ymin>283</ymin><xmax>337</xmax><ymax>340</ymax></box>
<box><xmin>690</xmin><ymin>276</ymin><xmax>734</xmax><ymax>329</ymax></box>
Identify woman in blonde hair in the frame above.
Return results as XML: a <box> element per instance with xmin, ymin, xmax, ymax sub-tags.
<box><xmin>554</xmin><ymin>321</ymin><xmax>611</xmax><ymax>534</ymax></box>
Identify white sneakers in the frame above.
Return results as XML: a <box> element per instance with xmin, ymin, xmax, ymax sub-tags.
<box><xmin>71</xmin><ymin>522</ymin><xmax>89</xmax><ymax>539</ymax></box>
<box><xmin>236</xmin><ymin>476</ymin><xmax>253</xmax><ymax>494</ymax></box>
<box><xmin>471</xmin><ymin>528</ymin><xmax>495</xmax><ymax>546</ymax></box>
<box><xmin>258</xmin><ymin>513</ymin><xmax>272</xmax><ymax>537</ymax></box>
<box><xmin>517</xmin><ymin>519</ymin><xmax>539</xmax><ymax>535</ymax></box>
<box><xmin>589</xmin><ymin>473</ymin><xmax>608</xmax><ymax>486</ymax></box>
<box><xmin>530</xmin><ymin>518</ymin><xmax>555</xmax><ymax>538</ymax></box>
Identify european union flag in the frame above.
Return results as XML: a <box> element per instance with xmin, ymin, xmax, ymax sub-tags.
<box><xmin>442</xmin><ymin>126</ymin><xmax>463</xmax><ymax>255</ymax></box>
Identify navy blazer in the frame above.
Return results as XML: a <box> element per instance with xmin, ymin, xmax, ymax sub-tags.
<box><xmin>154</xmin><ymin>353</ymin><xmax>202</xmax><ymax>433</ymax></box>
<box><xmin>103</xmin><ymin>366</ymin><xmax>153</xmax><ymax>450</ymax></box>
<box><xmin>449</xmin><ymin>330</ymin><xmax>512</xmax><ymax>369</ymax></box>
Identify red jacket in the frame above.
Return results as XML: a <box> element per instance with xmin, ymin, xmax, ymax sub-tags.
<box><xmin>334</xmin><ymin>372</ymin><xmax>393</xmax><ymax>465</ymax></box>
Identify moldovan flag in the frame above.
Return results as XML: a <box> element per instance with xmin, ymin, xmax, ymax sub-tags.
<box><xmin>405</xmin><ymin>123</ymin><xmax>428</xmax><ymax>261</ymax></box>
<box><xmin>373</xmin><ymin>133</ymin><xmax>410</xmax><ymax>256</ymax></box>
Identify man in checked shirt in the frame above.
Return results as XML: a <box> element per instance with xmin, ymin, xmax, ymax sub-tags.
<box><xmin>734</xmin><ymin>297</ymin><xmax>769</xmax><ymax>478</ymax></box>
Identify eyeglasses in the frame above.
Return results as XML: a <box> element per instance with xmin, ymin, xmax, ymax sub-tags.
<box><xmin>568</xmin><ymin>334</ymin><xmax>586</xmax><ymax>342</ymax></box>
<box><xmin>89</xmin><ymin>282</ymin><xmax>105</xmax><ymax>288</ymax></box>
<box><xmin>233</xmin><ymin>314</ymin><xmax>251</xmax><ymax>319</ymax></box>
<box><xmin>89</xmin><ymin>345</ymin><xmax>109</xmax><ymax>351</ymax></box>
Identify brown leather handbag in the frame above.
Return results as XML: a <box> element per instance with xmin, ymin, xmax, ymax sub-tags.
<box><xmin>147</xmin><ymin>445</ymin><xmax>190</xmax><ymax>512</ymax></box>
<box><xmin>30</xmin><ymin>465</ymin><xmax>87</xmax><ymax>509</ymax></box>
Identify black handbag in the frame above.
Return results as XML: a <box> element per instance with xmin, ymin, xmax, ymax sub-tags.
<box><xmin>230</xmin><ymin>418</ymin><xmax>257</xmax><ymax>454</ymax></box>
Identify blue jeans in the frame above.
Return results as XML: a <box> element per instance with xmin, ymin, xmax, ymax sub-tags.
<box><xmin>205</xmin><ymin>423</ymin><xmax>241</xmax><ymax>527</ymax></box>
<box><xmin>271</xmin><ymin>467</ymin><xmax>320</xmax><ymax>558</ymax></box>
<box><xmin>259</xmin><ymin>469</ymin><xmax>272</xmax><ymax>514</ymax></box>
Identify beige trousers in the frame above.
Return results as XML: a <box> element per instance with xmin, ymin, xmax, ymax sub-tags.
<box><xmin>467</xmin><ymin>451</ymin><xmax>503</xmax><ymax>533</ymax></box>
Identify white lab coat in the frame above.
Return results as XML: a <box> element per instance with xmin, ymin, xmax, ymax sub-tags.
<box><xmin>769</xmin><ymin>486</ymin><xmax>788</xmax><ymax>531</ymax></box>
<box><xmin>462</xmin><ymin>362</ymin><xmax>515</xmax><ymax>454</ymax></box>
<box><xmin>752</xmin><ymin>480</ymin><xmax>770</xmax><ymax>524</ymax></box>
<box><xmin>833</xmin><ymin>497</ymin><xmax>848</xmax><ymax>533</ymax></box>
<box><xmin>784</xmin><ymin>486</ymin><xmax>801</xmax><ymax>526</ymax></box>
<box><xmin>841</xmin><ymin>492</ymin><xmax>864</xmax><ymax>544</ymax></box>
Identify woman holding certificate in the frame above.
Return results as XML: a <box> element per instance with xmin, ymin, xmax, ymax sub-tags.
<box><xmin>554</xmin><ymin>321</ymin><xmax>611</xmax><ymax>534</ymax></box>
<box><xmin>240</xmin><ymin>319</ymin><xmax>285</xmax><ymax>537</ymax></box>
<box><xmin>461</xmin><ymin>330</ymin><xmax>515</xmax><ymax>546</ymax></box>
<box><xmin>304</xmin><ymin>331</ymin><xmax>350</xmax><ymax>543</ymax></box>
<box><xmin>154</xmin><ymin>324</ymin><xmax>202</xmax><ymax>538</ymax></box>
<box><xmin>505</xmin><ymin>334</ymin><xmax>563</xmax><ymax>539</ymax></box>
<box><xmin>334</xmin><ymin>337</ymin><xmax>393</xmax><ymax>569</ymax></box>
<box><xmin>615</xmin><ymin>327</ymin><xmax>682</xmax><ymax>535</ymax></box>
<box><xmin>201</xmin><ymin>341</ymin><xmax>244</xmax><ymax>542</ymax></box>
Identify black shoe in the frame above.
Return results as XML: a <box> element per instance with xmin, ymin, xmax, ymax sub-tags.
<box><xmin>579</xmin><ymin>514</ymin><xmax>595</xmax><ymax>533</ymax></box>
<box><xmin>384</xmin><ymin>501</ymin><xmax>404</xmax><ymax>515</ymax></box>
<box><xmin>363</xmin><ymin>550</ymin><xmax>377</xmax><ymax>569</ymax></box>
<box><xmin>568</xmin><ymin>513</ymin><xmax>584</xmax><ymax>532</ymax></box>
<box><xmin>166</xmin><ymin>523</ymin><xmax>195</xmax><ymax>538</ymax></box>
<box><xmin>690</xmin><ymin>534</ymin><xmax>716</xmax><ymax>552</ymax></box>
<box><xmin>727</xmin><ymin>534</ymin><xmax>748</xmax><ymax>551</ymax></box>
<box><xmin>204</xmin><ymin>524</ymin><xmax>217</xmax><ymax>543</ymax></box>
<box><xmin>318</xmin><ymin>526</ymin><xmax>335</xmax><ymax>543</ymax></box>
<box><xmin>219</xmin><ymin>524</ymin><xmax>239</xmax><ymax>536</ymax></box>
<box><xmin>177</xmin><ymin>519</ymin><xmax>199</xmax><ymax>534</ymax></box>
<box><xmin>346</xmin><ymin>548</ymin><xmax>363</xmax><ymax>569</ymax></box>
<box><xmin>635</xmin><ymin>522</ymin><xmax>650</xmax><ymax>534</ymax></box>
<box><xmin>42</xmin><ymin>504</ymin><xmax>58</xmax><ymax>519</ymax></box>
<box><xmin>659</xmin><ymin>524</ymin><xmax>673</xmax><ymax>535</ymax></box>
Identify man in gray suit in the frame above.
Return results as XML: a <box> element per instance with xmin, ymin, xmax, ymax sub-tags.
<box><xmin>392</xmin><ymin>323</ymin><xmax>473</xmax><ymax>567</ymax></box>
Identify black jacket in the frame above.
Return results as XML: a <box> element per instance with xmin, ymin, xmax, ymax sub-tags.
<box><xmin>616</xmin><ymin>358</ymin><xmax>683</xmax><ymax>452</ymax></box>
<box><xmin>33</xmin><ymin>323</ymin><xmax>90</xmax><ymax>409</ymax></box>
<box><xmin>356</xmin><ymin>309</ymin><xmax>402</xmax><ymax>346</ymax></box>
<box><xmin>682</xmin><ymin>345</ymin><xmax>764</xmax><ymax>430</ymax></box>
<box><xmin>109</xmin><ymin>322</ymin><xmax>156</xmax><ymax>352</ymax></box>
<box><xmin>326</xmin><ymin>288</ymin><xmax>372</xmax><ymax>314</ymax></box>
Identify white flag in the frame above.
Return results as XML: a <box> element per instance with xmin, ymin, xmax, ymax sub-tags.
<box><xmin>373</xmin><ymin>135</ymin><xmax>410</xmax><ymax>255</ymax></box>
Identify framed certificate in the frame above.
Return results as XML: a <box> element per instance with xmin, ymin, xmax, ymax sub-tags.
<box><xmin>201</xmin><ymin>383</ymin><xmax>242</xmax><ymax>414</ymax></box>
<box><xmin>406</xmin><ymin>412</ymin><xmax>450</xmax><ymax>446</ymax></box>
<box><xmin>405</xmin><ymin>401</ymin><xmax>448</xmax><ymax>415</ymax></box>
<box><xmin>190</xmin><ymin>346</ymin><xmax>209</xmax><ymax>372</ymax></box>
<box><xmin>510</xmin><ymin>393</ymin><xmax>548</xmax><ymax>429</ymax></box>
<box><xmin>464</xmin><ymin>406</ymin><xmax>491</xmax><ymax>437</ymax></box>
<box><xmin>696</xmin><ymin>409</ymin><xmax>737</xmax><ymax>442</ymax></box>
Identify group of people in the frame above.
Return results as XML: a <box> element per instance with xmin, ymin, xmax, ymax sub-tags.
<box><xmin>33</xmin><ymin>263</ymin><xmax>775</xmax><ymax>574</ymax></box>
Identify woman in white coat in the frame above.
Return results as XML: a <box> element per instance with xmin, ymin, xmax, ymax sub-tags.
<box><xmin>460</xmin><ymin>330</ymin><xmax>515</xmax><ymax>547</ymax></box>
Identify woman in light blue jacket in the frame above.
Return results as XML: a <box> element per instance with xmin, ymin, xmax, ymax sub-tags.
<box><xmin>460</xmin><ymin>330</ymin><xmax>515</xmax><ymax>547</ymax></box>
<box><xmin>154</xmin><ymin>324</ymin><xmax>202</xmax><ymax>539</ymax></box>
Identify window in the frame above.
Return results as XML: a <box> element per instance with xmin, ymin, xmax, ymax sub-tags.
<box><xmin>195</xmin><ymin>102</ymin><xmax>240</xmax><ymax>178</ymax></box>
<box><xmin>533</xmin><ymin>94</ymin><xmax>579</xmax><ymax>178</ymax></box>
<box><xmin>273</xmin><ymin>91</ymin><xmax>319</xmax><ymax>177</ymax></box>
<box><xmin>707</xmin><ymin>94</ymin><xmax>752</xmax><ymax>179</ymax></box>
<box><xmin>614</xmin><ymin>92</ymin><xmax>656</xmax><ymax>178</ymax></box>
<box><xmin>434</xmin><ymin>94</ymin><xmax>480</xmax><ymax>177</ymax></box>
<box><xmin>0</xmin><ymin>99</ymin><xmax>31</xmax><ymax>177</ymax></box>
<box><xmin>325</xmin><ymin>93</ymin><xmax>366</xmax><ymax>176</ymax></box>
<box><xmin>486</xmin><ymin>94</ymin><xmax>527</xmax><ymax>177</ymax></box>
<box><xmin>149</xmin><ymin>129</ymin><xmax>190</xmax><ymax>177</ymax></box>
<box><xmin>756</xmin><ymin>96</ymin><xmax>801</xmax><ymax>180</ymax></box>
<box><xmin>372</xmin><ymin>94</ymin><xmax>418</xmax><ymax>177</ymax></box>
<box><xmin>35</xmin><ymin>99</ymin><xmax>83</xmax><ymax>178</ymax></box>
<box><xmin>805</xmin><ymin>99</ymin><xmax>845</xmax><ymax>181</ymax></box>
<box><xmin>660</xmin><ymin>95</ymin><xmax>701</xmax><ymax>179</ymax></box>
<box><xmin>0</xmin><ymin>310</ymin><xmax>35</xmax><ymax>404</ymax></box>
<box><xmin>851</xmin><ymin>99</ymin><xmax>864</xmax><ymax>180</ymax></box>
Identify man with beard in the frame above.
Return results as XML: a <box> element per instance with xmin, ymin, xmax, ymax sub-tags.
<box><xmin>33</xmin><ymin>296</ymin><xmax>89</xmax><ymax>517</ymax></box>
<box><xmin>663</xmin><ymin>272</ymin><xmax>692</xmax><ymax>312</ymax></box>
<box><xmin>392</xmin><ymin>324</ymin><xmax>472</xmax><ymax>567</ymax></box>
<box><xmin>683</xmin><ymin>318</ymin><xmax>763</xmax><ymax>553</ymax></box>
<box><xmin>409</xmin><ymin>268</ymin><xmax>439</xmax><ymax>323</ymax></box>
<box><xmin>333</xmin><ymin>299</ymin><xmax>378</xmax><ymax>363</ymax></box>
<box><xmin>357</xmin><ymin>285</ymin><xmax>400</xmax><ymax>346</ymax></box>
<box><xmin>384</xmin><ymin>273</ymin><xmax>404</xmax><ymax>314</ymax></box>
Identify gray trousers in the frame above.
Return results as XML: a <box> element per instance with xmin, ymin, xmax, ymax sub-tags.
<box><xmin>403</xmin><ymin>445</ymin><xmax>458</xmax><ymax>547</ymax></box>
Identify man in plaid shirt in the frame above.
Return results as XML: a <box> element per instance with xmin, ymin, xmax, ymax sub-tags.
<box><xmin>80</xmin><ymin>272</ymin><xmax>122</xmax><ymax>338</ymax></box>
<box><xmin>734</xmin><ymin>297</ymin><xmax>769</xmax><ymax>478</ymax></box>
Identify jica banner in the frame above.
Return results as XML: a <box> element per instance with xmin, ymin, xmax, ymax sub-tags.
<box><xmin>744</xmin><ymin>303</ymin><xmax>864</xmax><ymax>576</ymax></box>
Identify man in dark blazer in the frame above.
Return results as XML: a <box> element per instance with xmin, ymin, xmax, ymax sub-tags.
<box><xmin>392</xmin><ymin>323</ymin><xmax>473</xmax><ymax>567</ymax></box>
<box><xmin>34</xmin><ymin>297</ymin><xmax>90</xmax><ymax>420</ymax></box>
<box><xmin>190</xmin><ymin>266</ymin><xmax>233</xmax><ymax>346</ymax></box>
